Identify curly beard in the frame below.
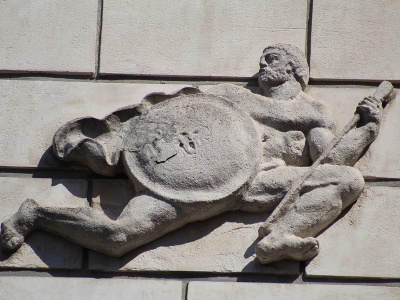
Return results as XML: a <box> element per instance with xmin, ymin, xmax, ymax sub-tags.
<box><xmin>258</xmin><ymin>67</ymin><xmax>291</xmax><ymax>89</ymax></box>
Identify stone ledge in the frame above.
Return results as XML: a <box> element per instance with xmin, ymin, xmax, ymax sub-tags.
<box><xmin>0</xmin><ymin>277</ymin><xmax>183</xmax><ymax>300</ymax></box>
<box><xmin>187</xmin><ymin>281</ymin><xmax>400</xmax><ymax>300</ymax></box>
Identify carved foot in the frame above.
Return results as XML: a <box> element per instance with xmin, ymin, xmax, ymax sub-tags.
<box><xmin>258</xmin><ymin>222</ymin><xmax>273</xmax><ymax>238</ymax></box>
<box><xmin>256</xmin><ymin>234</ymin><xmax>319</xmax><ymax>264</ymax></box>
<box><xmin>1</xmin><ymin>199</ymin><xmax>39</xmax><ymax>250</ymax></box>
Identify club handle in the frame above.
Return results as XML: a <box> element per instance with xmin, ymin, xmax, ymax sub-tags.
<box><xmin>373</xmin><ymin>81</ymin><xmax>395</xmax><ymax>103</ymax></box>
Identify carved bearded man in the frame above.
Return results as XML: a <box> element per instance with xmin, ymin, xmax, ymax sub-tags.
<box><xmin>1</xmin><ymin>44</ymin><xmax>382</xmax><ymax>264</ymax></box>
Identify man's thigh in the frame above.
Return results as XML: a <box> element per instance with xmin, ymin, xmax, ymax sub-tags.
<box><xmin>241</xmin><ymin>165</ymin><xmax>357</xmax><ymax>212</ymax></box>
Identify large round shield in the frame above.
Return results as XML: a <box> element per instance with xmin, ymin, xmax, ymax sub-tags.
<box><xmin>122</xmin><ymin>94</ymin><xmax>262</xmax><ymax>202</ymax></box>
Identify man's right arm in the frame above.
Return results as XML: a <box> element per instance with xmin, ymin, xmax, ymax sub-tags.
<box><xmin>307</xmin><ymin>96</ymin><xmax>382</xmax><ymax>166</ymax></box>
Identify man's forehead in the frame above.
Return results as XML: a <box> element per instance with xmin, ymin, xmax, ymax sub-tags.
<box><xmin>262</xmin><ymin>48</ymin><xmax>286</xmax><ymax>57</ymax></box>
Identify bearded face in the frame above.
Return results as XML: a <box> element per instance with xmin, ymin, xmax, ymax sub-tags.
<box><xmin>258</xmin><ymin>50</ymin><xmax>293</xmax><ymax>89</ymax></box>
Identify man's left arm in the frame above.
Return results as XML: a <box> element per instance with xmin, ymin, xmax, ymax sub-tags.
<box><xmin>307</xmin><ymin>96</ymin><xmax>382</xmax><ymax>166</ymax></box>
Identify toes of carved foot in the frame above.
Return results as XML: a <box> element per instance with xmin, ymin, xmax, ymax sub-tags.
<box><xmin>0</xmin><ymin>199</ymin><xmax>38</xmax><ymax>251</ymax></box>
<box><xmin>2</xmin><ymin>236</ymin><xmax>24</xmax><ymax>250</ymax></box>
<box><xmin>1</xmin><ymin>218</ymin><xmax>29</xmax><ymax>251</ymax></box>
<box><xmin>292</xmin><ymin>237</ymin><xmax>319</xmax><ymax>261</ymax></box>
<box><xmin>1</xmin><ymin>224</ymin><xmax>24</xmax><ymax>250</ymax></box>
<box><xmin>255</xmin><ymin>235</ymin><xmax>320</xmax><ymax>264</ymax></box>
<box><xmin>302</xmin><ymin>238</ymin><xmax>319</xmax><ymax>260</ymax></box>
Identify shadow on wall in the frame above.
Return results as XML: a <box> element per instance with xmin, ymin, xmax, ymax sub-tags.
<box><xmin>88</xmin><ymin>210</ymin><xmax>272</xmax><ymax>270</ymax></box>
<box><xmin>37</xmin><ymin>145</ymin><xmax>92</xmax><ymax>172</ymax></box>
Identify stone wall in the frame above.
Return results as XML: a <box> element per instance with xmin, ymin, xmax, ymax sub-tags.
<box><xmin>1</xmin><ymin>1</ymin><xmax>400</xmax><ymax>299</ymax></box>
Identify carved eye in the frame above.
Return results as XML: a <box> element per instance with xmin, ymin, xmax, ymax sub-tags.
<box><xmin>265</xmin><ymin>54</ymin><xmax>280</xmax><ymax>64</ymax></box>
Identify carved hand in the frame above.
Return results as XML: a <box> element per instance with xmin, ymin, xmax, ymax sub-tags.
<box><xmin>355</xmin><ymin>96</ymin><xmax>383</xmax><ymax>126</ymax></box>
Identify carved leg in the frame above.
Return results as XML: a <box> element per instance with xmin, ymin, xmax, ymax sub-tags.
<box><xmin>1</xmin><ymin>198</ymin><xmax>39</xmax><ymax>250</ymax></box>
<box><xmin>245</xmin><ymin>165</ymin><xmax>364</xmax><ymax>264</ymax></box>
<box><xmin>241</xmin><ymin>167</ymin><xmax>296</xmax><ymax>213</ymax></box>
<box><xmin>255</xmin><ymin>185</ymin><xmax>339</xmax><ymax>263</ymax></box>
<box><xmin>1</xmin><ymin>194</ymin><xmax>212</xmax><ymax>257</ymax></box>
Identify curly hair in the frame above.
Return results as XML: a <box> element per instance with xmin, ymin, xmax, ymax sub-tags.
<box><xmin>262</xmin><ymin>44</ymin><xmax>309</xmax><ymax>90</ymax></box>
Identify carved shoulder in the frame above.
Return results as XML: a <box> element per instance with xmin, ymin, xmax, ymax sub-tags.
<box><xmin>299</xmin><ymin>93</ymin><xmax>337</xmax><ymax>132</ymax></box>
<box><xmin>249</xmin><ymin>92</ymin><xmax>337</xmax><ymax>132</ymax></box>
<box><xmin>206</xmin><ymin>86</ymin><xmax>337</xmax><ymax>132</ymax></box>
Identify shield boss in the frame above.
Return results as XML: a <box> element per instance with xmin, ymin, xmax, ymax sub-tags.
<box><xmin>122</xmin><ymin>94</ymin><xmax>262</xmax><ymax>202</ymax></box>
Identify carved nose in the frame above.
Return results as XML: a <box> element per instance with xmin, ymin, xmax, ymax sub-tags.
<box><xmin>259</xmin><ymin>61</ymin><xmax>268</xmax><ymax>67</ymax></box>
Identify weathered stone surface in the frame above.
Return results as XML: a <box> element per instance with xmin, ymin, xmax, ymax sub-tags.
<box><xmin>310</xmin><ymin>1</ymin><xmax>400</xmax><ymax>81</ymax></box>
<box><xmin>122</xmin><ymin>94</ymin><xmax>262</xmax><ymax>202</ymax></box>
<box><xmin>306</xmin><ymin>185</ymin><xmax>400</xmax><ymax>279</ymax></box>
<box><xmin>355</xmin><ymin>89</ymin><xmax>400</xmax><ymax>179</ymax></box>
<box><xmin>307</xmin><ymin>85</ymin><xmax>400</xmax><ymax>179</ymax></box>
<box><xmin>187</xmin><ymin>281</ymin><xmax>400</xmax><ymax>300</ymax></box>
<box><xmin>100</xmin><ymin>0</ymin><xmax>307</xmax><ymax>77</ymax></box>
<box><xmin>0</xmin><ymin>80</ymin><xmax>192</xmax><ymax>168</ymax></box>
<box><xmin>0</xmin><ymin>276</ymin><xmax>182</xmax><ymax>300</ymax></box>
<box><xmin>2</xmin><ymin>79</ymin><xmax>389</xmax><ymax>179</ymax></box>
<box><xmin>0</xmin><ymin>177</ymin><xmax>87</xmax><ymax>269</ymax></box>
<box><xmin>307</xmin><ymin>86</ymin><xmax>375</xmax><ymax>131</ymax></box>
<box><xmin>0</xmin><ymin>0</ymin><xmax>98</xmax><ymax>74</ymax></box>
<box><xmin>2</xmin><ymin>45</ymin><xmax>385</xmax><ymax>266</ymax></box>
<box><xmin>90</xmin><ymin>179</ymin><xmax>299</xmax><ymax>274</ymax></box>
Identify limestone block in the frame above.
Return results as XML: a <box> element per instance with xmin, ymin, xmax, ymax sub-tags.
<box><xmin>307</xmin><ymin>85</ymin><xmax>399</xmax><ymax>179</ymax></box>
<box><xmin>0</xmin><ymin>80</ymin><xmax>193</xmax><ymax>168</ymax></box>
<box><xmin>0</xmin><ymin>0</ymin><xmax>98</xmax><ymax>74</ymax></box>
<box><xmin>100</xmin><ymin>0</ymin><xmax>308</xmax><ymax>77</ymax></box>
<box><xmin>89</xmin><ymin>180</ymin><xmax>299</xmax><ymax>274</ymax></box>
<box><xmin>0</xmin><ymin>277</ymin><xmax>182</xmax><ymax>300</ymax></box>
<box><xmin>307</xmin><ymin>85</ymin><xmax>375</xmax><ymax>131</ymax></box>
<box><xmin>310</xmin><ymin>1</ymin><xmax>400</xmax><ymax>81</ymax></box>
<box><xmin>4</xmin><ymin>79</ymin><xmax>389</xmax><ymax>175</ymax></box>
<box><xmin>187</xmin><ymin>281</ymin><xmax>400</xmax><ymax>300</ymax></box>
<box><xmin>306</xmin><ymin>185</ymin><xmax>400</xmax><ymax>279</ymax></box>
<box><xmin>355</xmin><ymin>91</ymin><xmax>400</xmax><ymax>179</ymax></box>
<box><xmin>0</xmin><ymin>177</ymin><xmax>87</xmax><ymax>269</ymax></box>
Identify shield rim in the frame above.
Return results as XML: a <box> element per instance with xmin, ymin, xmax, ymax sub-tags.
<box><xmin>121</xmin><ymin>94</ymin><xmax>262</xmax><ymax>202</ymax></box>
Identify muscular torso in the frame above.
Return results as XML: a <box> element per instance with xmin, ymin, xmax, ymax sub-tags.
<box><xmin>206</xmin><ymin>84</ymin><xmax>337</xmax><ymax>168</ymax></box>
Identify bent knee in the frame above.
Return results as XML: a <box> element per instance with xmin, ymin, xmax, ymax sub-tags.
<box><xmin>337</xmin><ymin>166</ymin><xmax>364</xmax><ymax>206</ymax></box>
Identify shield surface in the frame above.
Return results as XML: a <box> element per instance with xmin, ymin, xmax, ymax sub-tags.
<box><xmin>122</xmin><ymin>94</ymin><xmax>262</xmax><ymax>202</ymax></box>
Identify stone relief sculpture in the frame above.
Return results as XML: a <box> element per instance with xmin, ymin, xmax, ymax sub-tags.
<box><xmin>1</xmin><ymin>44</ymin><xmax>394</xmax><ymax>264</ymax></box>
